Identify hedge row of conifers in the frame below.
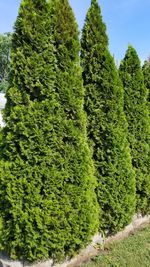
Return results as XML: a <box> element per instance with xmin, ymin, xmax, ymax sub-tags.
<box><xmin>0</xmin><ymin>0</ymin><xmax>149</xmax><ymax>263</ymax></box>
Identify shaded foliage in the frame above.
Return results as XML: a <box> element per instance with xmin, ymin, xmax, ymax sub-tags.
<box><xmin>0</xmin><ymin>33</ymin><xmax>12</xmax><ymax>92</ymax></box>
<box><xmin>142</xmin><ymin>58</ymin><xmax>150</xmax><ymax>109</ymax></box>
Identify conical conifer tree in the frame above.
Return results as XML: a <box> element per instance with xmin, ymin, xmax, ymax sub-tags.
<box><xmin>47</xmin><ymin>0</ymin><xmax>99</xmax><ymax>252</ymax></box>
<box><xmin>0</xmin><ymin>0</ymin><xmax>99</xmax><ymax>262</ymax></box>
<box><xmin>0</xmin><ymin>0</ymin><xmax>57</xmax><ymax>261</ymax></box>
<box><xmin>81</xmin><ymin>0</ymin><xmax>136</xmax><ymax>233</ymax></box>
<box><xmin>119</xmin><ymin>45</ymin><xmax>150</xmax><ymax>213</ymax></box>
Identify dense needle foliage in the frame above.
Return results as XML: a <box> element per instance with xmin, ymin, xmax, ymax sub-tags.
<box><xmin>0</xmin><ymin>0</ymin><xmax>149</xmax><ymax>264</ymax></box>
<box><xmin>119</xmin><ymin>45</ymin><xmax>150</xmax><ymax>213</ymax></box>
<box><xmin>0</xmin><ymin>33</ymin><xmax>12</xmax><ymax>92</ymax></box>
<box><xmin>143</xmin><ymin>59</ymin><xmax>150</xmax><ymax>109</ymax></box>
<box><xmin>81</xmin><ymin>0</ymin><xmax>135</xmax><ymax>233</ymax></box>
<box><xmin>0</xmin><ymin>0</ymin><xmax>99</xmax><ymax>262</ymax></box>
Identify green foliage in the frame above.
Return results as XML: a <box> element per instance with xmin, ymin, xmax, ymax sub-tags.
<box><xmin>0</xmin><ymin>33</ymin><xmax>12</xmax><ymax>92</ymax></box>
<box><xmin>81</xmin><ymin>0</ymin><xmax>135</xmax><ymax>234</ymax></box>
<box><xmin>142</xmin><ymin>58</ymin><xmax>150</xmax><ymax>109</ymax></box>
<box><xmin>0</xmin><ymin>126</ymin><xmax>2</xmax><ymax>156</ymax></box>
<box><xmin>46</xmin><ymin>0</ymin><xmax>99</xmax><ymax>254</ymax></box>
<box><xmin>119</xmin><ymin>46</ymin><xmax>150</xmax><ymax>213</ymax></box>
<box><xmin>0</xmin><ymin>0</ymin><xmax>99</xmax><ymax>262</ymax></box>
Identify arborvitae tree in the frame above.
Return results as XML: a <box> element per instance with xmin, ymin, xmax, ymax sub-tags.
<box><xmin>119</xmin><ymin>45</ymin><xmax>150</xmax><ymax>213</ymax></box>
<box><xmin>0</xmin><ymin>33</ymin><xmax>12</xmax><ymax>92</ymax></box>
<box><xmin>81</xmin><ymin>0</ymin><xmax>135</xmax><ymax>233</ymax></box>
<box><xmin>47</xmin><ymin>0</ymin><xmax>99</xmax><ymax>253</ymax></box>
<box><xmin>0</xmin><ymin>0</ymin><xmax>99</xmax><ymax>262</ymax></box>
<box><xmin>143</xmin><ymin>58</ymin><xmax>150</xmax><ymax>108</ymax></box>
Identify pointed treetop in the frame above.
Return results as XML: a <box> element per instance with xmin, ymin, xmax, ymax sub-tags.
<box><xmin>91</xmin><ymin>0</ymin><xmax>98</xmax><ymax>5</ymax></box>
<box><xmin>120</xmin><ymin>45</ymin><xmax>141</xmax><ymax>73</ymax></box>
<box><xmin>48</xmin><ymin>0</ymin><xmax>79</xmax><ymax>60</ymax></box>
<box><xmin>81</xmin><ymin>0</ymin><xmax>108</xmax><ymax>52</ymax></box>
<box><xmin>127</xmin><ymin>44</ymin><xmax>140</xmax><ymax>56</ymax></box>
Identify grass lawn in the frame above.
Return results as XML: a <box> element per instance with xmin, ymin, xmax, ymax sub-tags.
<box><xmin>82</xmin><ymin>224</ymin><xmax>150</xmax><ymax>267</ymax></box>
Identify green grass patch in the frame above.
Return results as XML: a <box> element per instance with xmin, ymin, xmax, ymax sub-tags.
<box><xmin>82</xmin><ymin>224</ymin><xmax>150</xmax><ymax>267</ymax></box>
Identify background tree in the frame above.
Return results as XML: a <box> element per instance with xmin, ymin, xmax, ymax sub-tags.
<box><xmin>81</xmin><ymin>0</ymin><xmax>135</xmax><ymax>233</ymax></box>
<box><xmin>0</xmin><ymin>0</ymin><xmax>99</xmax><ymax>262</ymax></box>
<box><xmin>142</xmin><ymin>58</ymin><xmax>150</xmax><ymax>109</ymax></box>
<box><xmin>0</xmin><ymin>33</ymin><xmax>12</xmax><ymax>92</ymax></box>
<box><xmin>119</xmin><ymin>45</ymin><xmax>150</xmax><ymax>213</ymax></box>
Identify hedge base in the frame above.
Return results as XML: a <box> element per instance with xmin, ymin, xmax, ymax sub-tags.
<box><xmin>0</xmin><ymin>214</ymin><xmax>150</xmax><ymax>267</ymax></box>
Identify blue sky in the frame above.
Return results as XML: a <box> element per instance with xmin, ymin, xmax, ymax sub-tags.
<box><xmin>0</xmin><ymin>0</ymin><xmax>150</xmax><ymax>63</ymax></box>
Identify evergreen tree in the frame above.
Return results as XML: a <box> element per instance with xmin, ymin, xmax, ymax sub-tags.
<box><xmin>0</xmin><ymin>33</ymin><xmax>12</xmax><ymax>92</ymax></box>
<box><xmin>47</xmin><ymin>0</ymin><xmax>99</xmax><ymax>254</ymax></box>
<box><xmin>119</xmin><ymin>45</ymin><xmax>150</xmax><ymax>213</ymax></box>
<box><xmin>142</xmin><ymin>58</ymin><xmax>150</xmax><ymax>109</ymax></box>
<box><xmin>0</xmin><ymin>0</ymin><xmax>99</xmax><ymax>262</ymax></box>
<box><xmin>81</xmin><ymin>0</ymin><xmax>135</xmax><ymax>233</ymax></box>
